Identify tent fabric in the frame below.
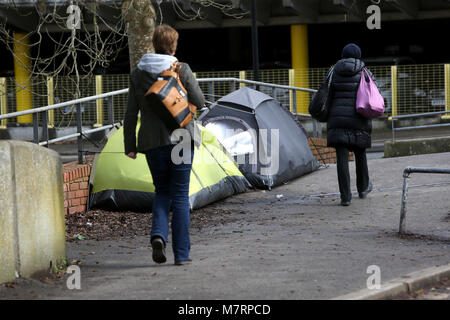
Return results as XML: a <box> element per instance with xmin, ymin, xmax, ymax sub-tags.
<box><xmin>89</xmin><ymin>123</ymin><xmax>250</xmax><ymax>212</ymax></box>
<box><xmin>198</xmin><ymin>87</ymin><xmax>320</xmax><ymax>189</ymax></box>
<box><xmin>217</xmin><ymin>86</ymin><xmax>273</xmax><ymax>110</ymax></box>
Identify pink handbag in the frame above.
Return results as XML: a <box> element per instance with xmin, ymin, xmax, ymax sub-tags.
<box><xmin>356</xmin><ymin>68</ymin><xmax>385</xmax><ymax>119</ymax></box>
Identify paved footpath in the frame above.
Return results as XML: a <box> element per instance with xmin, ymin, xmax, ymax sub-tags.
<box><xmin>1</xmin><ymin>152</ymin><xmax>449</xmax><ymax>300</ymax></box>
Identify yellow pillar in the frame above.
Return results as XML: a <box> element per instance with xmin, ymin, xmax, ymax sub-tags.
<box><xmin>291</xmin><ymin>24</ymin><xmax>309</xmax><ymax>114</ymax></box>
<box><xmin>94</xmin><ymin>75</ymin><xmax>103</xmax><ymax>127</ymax></box>
<box><xmin>443</xmin><ymin>64</ymin><xmax>450</xmax><ymax>120</ymax></box>
<box><xmin>0</xmin><ymin>78</ymin><xmax>7</xmax><ymax>128</ymax></box>
<box><xmin>239</xmin><ymin>71</ymin><xmax>246</xmax><ymax>88</ymax></box>
<box><xmin>389</xmin><ymin>65</ymin><xmax>398</xmax><ymax>120</ymax></box>
<box><xmin>47</xmin><ymin>76</ymin><xmax>55</xmax><ymax>127</ymax></box>
<box><xmin>13</xmin><ymin>32</ymin><xmax>33</xmax><ymax>123</ymax></box>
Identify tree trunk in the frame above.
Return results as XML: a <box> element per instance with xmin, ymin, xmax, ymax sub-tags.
<box><xmin>122</xmin><ymin>0</ymin><xmax>156</xmax><ymax>71</ymax></box>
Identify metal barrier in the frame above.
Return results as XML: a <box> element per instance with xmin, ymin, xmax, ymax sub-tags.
<box><xmin>1</xmin><ymin>63</ymin><xmax>449</xmax><ymax>126</ymax></box>
<box><xmin>0</xmin><ymin>88</ymin><xmax>128</xmax><ymax>163</ymax></box>
<box><xmin>399</xmin><ymin>166</ymin><xmax>450</xmax><ymax>234</ymax></box>
<box><xmin>0</xmin><ymin>78</ymin><xmax>317</xmax><ymax>164</ymax></box>
<box><xmin>390</xmin><ymin>110</ymin><xmax>450</xmax><ymax>141</ymax></box>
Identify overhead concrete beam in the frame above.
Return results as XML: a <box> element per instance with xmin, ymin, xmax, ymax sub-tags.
<box><xmin>332</xmin><ymin>0</ymin><xmax>368</xmax><ymax>21</ymax></box>
<box><xmin>0</xmin><ymin>8</ymin><xmax>38</xmax><ymax>32</ymax></box>
<box><xmin>385</xmin><ymin>0</ymin><xmax>419</xmax><ymax>18</ymax></box>
<box><xmin>232</xmin><ymin>0</ymin><xmax>270</xmax><ymax>25</ymax></box>
<box><xmin>282</xmin><ymin>0</ymin><xmax>319</xmax><ymax>21</ymax></box>
<box><xmin>178</xmin><ymin>0</ymin><xmax>223</xmax><ymax>26</ymax></box>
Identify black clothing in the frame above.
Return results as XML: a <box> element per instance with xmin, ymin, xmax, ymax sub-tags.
<box><xmin>335</xmin><ymin>146</ymin><xmax>370</xmax><ymax>202</ymax></box>
<box><xmin>327</xmin><ymin>58</ymin><xmax>375</xmax><ymax>150</ymax></box>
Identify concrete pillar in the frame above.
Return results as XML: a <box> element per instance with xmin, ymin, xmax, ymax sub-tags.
<box><xmin>290</xmin><ymin>24</ymin><xmax>310</xmax><ymax>114</ymax></box>
<box><xmin>0</xmin><ymin>141</ymin><xmax>66</xmax><ymax>283</ymax></box>
<box><xmin>13</xmin><ymin>33</ymin><xmax>33</xmax><ymax>124</ymax></box>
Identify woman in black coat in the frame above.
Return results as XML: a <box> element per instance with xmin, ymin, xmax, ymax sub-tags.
<box><xmin>327</xmin><ymin>43</ymin><xmax>374</xmax><ymax>206</ymax></box>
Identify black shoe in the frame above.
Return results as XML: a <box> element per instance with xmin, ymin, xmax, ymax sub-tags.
<box><xmin>151</xmin><ymin>237</ymin><xmax>166</xmax><ymax>264</ymax></box>
<box><xmin>359</xmin><ymin>182</ymin><xmax>373</xmax><ymax>199</ymax></box>
<box><xmin>174</xmin><ymin>259</ymin><xmax>192</xmax><ymax>266</ymax></box>
<box><xmin>340</xmin><ymin>200</ymin><xmax>351</xmax><ymax>206</ymax></box>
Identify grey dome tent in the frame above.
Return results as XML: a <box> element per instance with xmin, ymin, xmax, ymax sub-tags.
<box><xmin>198</xmin><ymin>86</ymin><xmax>319</xmax><ymax>189</ymax></box>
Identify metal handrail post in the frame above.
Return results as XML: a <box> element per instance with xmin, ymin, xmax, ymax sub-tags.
<box><xmin>42</xmin><ymin>110</ymin><xmax>49</xmax><ymax>147</ymax></box>
<box><xmin>312</xmin><ymin>118</ymin><xmax>318</xmax><ymax>138</ymax></box>
<box><xmin>398</xmin><ymin>170</ymin><xmax>410</xmax><ymax>234</ymax></box>
<box><xmin>33</xmin><ymin>112</ymin><xmax>39</xmax><ymax>144</ymax></box>
<box><xmin>209</xmin><ymin>82</ymin><xmax>214</xmax><ymax>103</ymax></box>
<box><xmin>392</xmin><ymin>113</ymin><xmax>395</xmax><ymax>141</ymax></box>
<box><xmin>107</xmin><ymin>97</ymin><xmax>114</xmax><ymax>125</ymax></box>
<box><xmin>398</xmin><ymin>166</ymin><xmax>450</xmax><ymax>234</ymax></box>
<box><xmin>292</xmin><ymin>89</ymin><xmax>298</xmax><ymax>115</ymax></box>
<box><xmin>76</xmin><ymin>104</ymin><xmax>83</xmax><ymax>164</ymax></box>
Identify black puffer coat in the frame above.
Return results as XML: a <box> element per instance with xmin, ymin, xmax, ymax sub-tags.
<box><xmin>327</xmin><ymin>58</ymin><xmax>376</xmax><ymax>150</ymax></box>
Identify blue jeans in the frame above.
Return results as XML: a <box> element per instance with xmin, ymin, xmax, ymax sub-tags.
<box><xmin>145</xmin><ymin>144</ymin><xmax>194</xmax><ymax>262</ymax></box>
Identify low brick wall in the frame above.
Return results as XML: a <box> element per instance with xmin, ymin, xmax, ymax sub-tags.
<box><xmin>308</xmin><ymin>137</ymin><xmax>354</xmax><ymax>164</ymax></box>
<box><xmin>63</xmin><ymin>161</ymin><xmax>92</xmax><ymax>215</ymax></box>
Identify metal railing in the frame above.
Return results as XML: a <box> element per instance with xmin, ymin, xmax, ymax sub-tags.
<box><xmin>2</xmin><ymin>63</ymin><xmax>449</xmax><ymax>127</ymax></box>
<box><xmin>399</xmin><ymin>166</ymin><xmax>450</xmax><ymax>234</ymax></box>
<box><xmin>0</xmin><ymin>78</ymin><xmax>317</xmax><ymax>164</ymax></box>
<box><xmin>390</xmin><ymin>110</ymin><xmax>450</xmax><ymax>141</ymax></box>
<box><xmin>0</xmin><ymin>88</ymin><xmax>128</xmax><ymax>163</ymax></box>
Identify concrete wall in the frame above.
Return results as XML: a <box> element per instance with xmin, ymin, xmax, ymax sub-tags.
<box><xmin>384</xmin><ymin>136</ymin><xmax>450</xmax><ymax>158</ymax></box>
<box><xmin>0</xmin><ymin>141</ymin><xmax>66</xmax><ymax>284</ymax></box>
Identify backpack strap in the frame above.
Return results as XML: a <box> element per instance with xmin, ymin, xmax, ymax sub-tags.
<box><xmin>174</xmin><ymin>62</ymin><xmax>182</xmax><ymax>74</ymax></box>
<box><xmin>169</xmin><ymin>61</ymin><xmax>178</xmax><ymax>71</ymax></box>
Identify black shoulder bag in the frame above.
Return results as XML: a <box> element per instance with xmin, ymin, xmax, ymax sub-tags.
<box><xmin>308</xmin><ymin>66</ymin><xmax>334</xmax><ymax>122</ymax></box>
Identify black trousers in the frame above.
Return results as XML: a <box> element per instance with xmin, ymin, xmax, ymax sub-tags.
<box><xmin>335</xmin><ymin>146</ymin><xmax>370</xmax><ymax>202</ymax></box>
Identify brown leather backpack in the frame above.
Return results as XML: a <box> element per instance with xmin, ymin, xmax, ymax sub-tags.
<box><xmin>145</xmin><ymin>61</ymin><xmax>197</xmax><ymax>131</ymax></box>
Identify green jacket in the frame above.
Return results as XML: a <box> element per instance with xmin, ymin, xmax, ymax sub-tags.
<box><xmin>123</xmin><ymin>54</ymin><xmax>205</xmax><ymax>155</ymax></box>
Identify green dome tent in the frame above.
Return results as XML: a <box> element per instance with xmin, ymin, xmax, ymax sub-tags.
<box><xmin>89</xmin><ymin>123</ymin><xmax>250</xmax><ymax>212</ymax></box>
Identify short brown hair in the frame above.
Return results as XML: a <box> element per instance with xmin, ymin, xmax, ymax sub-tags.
<box><xmin>152</xmin><ymin>24</ymin><xmax>179</xmax><ymax>55</ymax></box>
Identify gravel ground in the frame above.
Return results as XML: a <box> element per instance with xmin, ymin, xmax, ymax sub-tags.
<box><xmin>65</xmin><ymin>206</ymin><xmax>230</xmax><ymax>242</ymax></box>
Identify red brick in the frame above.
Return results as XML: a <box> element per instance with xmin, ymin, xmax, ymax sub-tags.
<box><xmin>79</xmin><ymin>182</ymin><xmax>88</xmax><ymax>189</ymax></box>
<box><xmin>80</xmin><ymin>197</ymin><xmax>87</xmax><ymax>205</ymax></box>
<box><xmin>70</xmin><ymin>183</ymin><xmax>79</xmax><ymax>191</ymax></box>
<box><xmin>64</xmin><ymin>200</ymin><xmax>68</xmax><ymax>208</ymax></box>
<box><xmin>68</xmin><ymin>191</ymin><xmax>77</xmax><ymax>199</ymax></box>
<box><xmin>71</xmin><ymin>198</ymin><xmax>81</xmax><ymax>206</ymax></box>
<box><xmin>75</xmin><ymin>190</ymin><xmax>85</xmax><ymax>198</ymax></box>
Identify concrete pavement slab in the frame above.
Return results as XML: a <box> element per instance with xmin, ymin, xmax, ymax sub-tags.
<box><xmin>1</xmin><ymin>152</ymin><xmax>449</xmax><ymax>299</ymax></box>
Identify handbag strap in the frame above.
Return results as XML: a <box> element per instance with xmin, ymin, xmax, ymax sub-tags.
<box><xmin>327</xmin><ymin>65</ymin><xmax>335</xmax><ymax>88</ymax></box>
<box><xmin>362</xmin><ymin>67</ymin><xmax>371</xmax><ymax>82</ymax></box>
